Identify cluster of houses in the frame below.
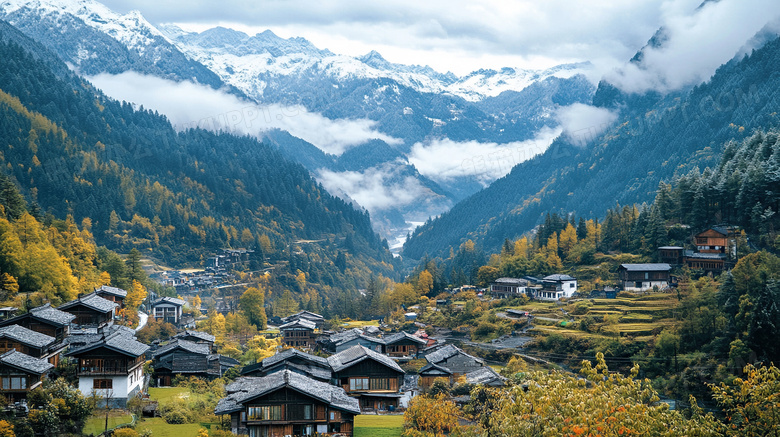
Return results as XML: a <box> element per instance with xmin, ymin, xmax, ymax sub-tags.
<box><xmin>218</xmin><ymin>311</ymin><xmax>505</xmax><ymax>437</ymax></box>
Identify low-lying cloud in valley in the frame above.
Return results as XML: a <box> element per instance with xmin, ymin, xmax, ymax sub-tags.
<box><xmin>605</xmin><ymin>0</ymin><xmax>780</xmax><ymax>94</ymax></box>
<box><xmin>88</xmin><ymin>71</ymin><xmax>400</xmax><ymax>155</ymax></box>
<box><xmin>555</xmin><ymin>103</ymin><xmax>619</xmax><ymax>147</ymax></box>
<box><xmin>317</xmin><ymin>164</ymin><xmax>429</xmax><ymax>214</ymax></box>
<box><xmin>408</xmin><ymin>127</ymin><xmax>561</xmax><ymax>185</ymax></box>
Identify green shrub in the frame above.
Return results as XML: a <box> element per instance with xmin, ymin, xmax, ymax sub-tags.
<box><xmin>163</xmin><ymin>409</ymin><xmax>188</xmax><ymax>424</ymax></box>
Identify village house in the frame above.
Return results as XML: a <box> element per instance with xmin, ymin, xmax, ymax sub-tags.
<box><xmin>382</xmin><ymin>332</ymin><xmax>427</xmax><ymax>358</ymax></box>
<box><xmin>152</xmin><ymin>338</ymin><xmax>238</xmax><ymax>386</ymax></box>
<box><xmin>279</xmin><ymin>319</ymin><xmax>317</xmax><ymax>349</ymax></box>
<box><xmin>282</xmin><ymin>311</ymin><xmax>325</xmax><ymax>329</ymax></box>
<box><xmin>0</xmin><ymin>349</ymin><xmax>53</xmax><ymax>403</ymax></box>
<box><xmin>489</xmin><ymin>277</ymin><xmax>536</xmax><ymax>299</ymax></box>
<box><xmin>0</xmin><ymin>304</ymin><xmax>75</xmax><ymax>342</ymax></box>
<box><xmin>59</xmin><ymin>292</ymin><xmax>118</xmax><ymax>329</ymax></box>
<box><xmin>215</xmin><ymin>370</ymin><xmax>360</xmax><ymax>437</ymax></box>
<box><xmin>328</xmin><ymin>345</ymin><xmax>405</xmax><ymax>412</ymax></box>
<box><xmin>94</xmin><ymin>285</ymin><xmax>128</xmax><ymax>310</ymax></box>
<box><xmin>464</xmin><ymin>366</ymin><xmax>507</xmax><ymax>387</ymax></box>
<box><xmin>65</xmin><ymin>330</ymin><xmax>149</xmax><ymax>407</ymax></box>
<box><xmin>618</xmin><ymin>263</ymin><xmax>672</xmax><ymax>291</ymax></box>
<box><xmin>150</xmin><ymin>297</ymin><xmax>186</xmax><ymax>326</ymax></box>
<box><xmin>241</xmin><ymin>348</ymin><xmax>332</xmax><ymax>383</ymax></box>
<box><xmin>0</xmin><ymin>325</ymin><xmax>65</xmax><ymax>366</ymax></box>
<box><xmin>419</xmin><ymin>344</ymin><xmax>485</xmax><ymax>388</ymax></box>
<box><xmin>658</xmin><ymin>227</ymin><xmax>738</xmax><ymax>275</ymax></box>
<box><xmin>537</xmin><ymin>274</ymin><xmax>578</xmax><ymax>300</ymax></box>
<box><xmin>174</xmin><ymin>330</ymin><xmax>216</xmax><ymax>352</ymax></box>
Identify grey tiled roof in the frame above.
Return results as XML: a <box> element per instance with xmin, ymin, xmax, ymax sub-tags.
<box><xmin>151</xmin><ymin>297</ymin><xmax>185</xmax><ymax>307</ymax></box>
<box><xmin>465</xmin><ymin>367</ymin><xmax>507</xmax><ymax>385</ymax></box>
<box><xmin>283</xmin><ymin>311</ymin><xmax>324</xmax><ymax>323</ymax></box>
<box><xmin>176</xmin><ymin>330</ymin><xmax>216</xmax><ymax>343</ymax></box>
<box><xmin>96</xmin><ymin>285</ymin><xmax>128</xmax><ymax>298</ymax></box>
<box><xmin>684</xmin><ymin>251</ymin><xmax>726</xmax><ymax>260</ymax></box>
<box><xmin>619</xmin><ymin>263</ymin><xmax>672</xmax><ymax>272</ymax></box>
<box><xmin>419</xmin><ymin>362</ymin><xmax>452</xmax><ymax>375</ymax></box>
<box><xmin>215</xmin><ymin>370</ymin><xmax>360</xmax><ymax>416</ymax></box>
<box><xmin>383</xmin><ymin>332</ymin><xmax>426</xmax><ymax>346</ymax></box>
<box><xmin>492</xmin><ymin>277</ymin><xmax>529</xmax><ymax>285</ymax></box>
<box><xmin>0</xmin><ymin>325</ymin><xmax>55</xmax><ymax>348</ymax></box>
<box><xmin>424</xmin><ymin>344</ymin><xmax>484</xmax><ymax>366</ymax></box>
<box><xmin>66</xmin><ymin>330</ymin><xmax>149</xmax><ymax>358</ymax></box>
<box><xmin>328</xmin><ymin>345</ymin><xmax>404</xmax><ymax>373</ymax></box>
<box><xmin>543</xmin><ymin>274</ymin><xmax>576</xmax><ymax>281</ymax></box>
<box><xmin>29</xmin><ymin>303</ymin><xmax>76</xmax><ymax>326</ymax></box>
<box><xmin>153</xmin><ymin>339</ymin><xmax>210</xmax><ymax>358</ymax></box>
<box><xmin>329</xmin><ymin>328</ymin><xmax>363</xmax><ymax>344</ymax></box>
<box><xmin>0</xmin><ymin>349</ymin><xmax>53</xmax><ymax>374</ymax></box>
<box><xmin>60</xmin><ymin>292</ymin><xmax>118</xmax><ymax>313</ymax></box>
<box><xmin>279</xmin><ymin>319</ymin><xmax>316</xmax><ymax>330</ymax></box>
<box><xmin>261</xmin><ymin>348</ymin><xmax>329</xmax><ymax>369</ymax></box>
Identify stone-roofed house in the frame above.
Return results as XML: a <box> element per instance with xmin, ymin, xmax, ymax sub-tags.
<box><xmin>174</xmin><ymin>330</ymin><xmax>216</xmax><ymax>352</ymax></box>
<box><xmin>282</xmin><ymin>310</ymin><xmax>325</xmax><ymax>329</ymax></box>
<box><xmin>0</xmin><ymin>303</ymin><xmax>75</xmax><ymax>341</ymax></box>
<box><xmin>490</xmin><ymin>277</ymin><xmax>536</xmax><ymax>299</ymax></box>
<box><xmin>279</xmin><ymin>319</ymin><xmax>317</xmax><ymax>349</ymax></box>
<box><xmin>0</xmin><ymin>324</ymin><xmax>65</xmax><ymax>366</ymax></box>
<box><xmin>241</xmin><ymin>348</ymin><xmax>332</xmax><ymax>382</ymax></box>
<box><xmin>327</xmin><ymin>329</ymin><xmax>385</xmax><ymax>354</ymax></box>
<box><xmin>65</xmin><ymin>330</ymin><xmax>149</xmax><ymax>407</ymax></box>
<box><xmin>0</xmin><ymin>349</ymin><xmax>54</xmax><ymax>403</ymax></box>
<box><xmin>150</xmin><ymin>297</ymin><xmax>186</xmax><ymax>326</ymax></box>
<box><xmin>382</xmin><ymin>332</ymin><xmax>427</xmax><ymax>358</ymax></box>
<box><xmin>465</xmin><ymin>366</ymin><xmax>507</xmax><ymax>387</ymax></box>
<box><xmin>618</xmin><ymin>263</ymin><xmax>672</xmax><ymax>292</ymax></box>
<box><xmin>328</xmin><ymin>345</ymin><xmax>405</xmax><ymax>411</ymax></box>
<box><xmin>420</xmin><ymin>344</ymin><xmax>485</xmax><ymax>388</ymax></box>
<box><xmin>95</xmin><ymin>285</ymin><xmax>128</xmax><ymax>309</ymax></box>
<box><xmin>538</xmin><ymin>274</ymin><xmax>578</xmax><ymax>300</ymax></box>
<box><xmin>215</xmin><ymin>370</ymin><xmax>360</xmax><ymax>436</ymax></box>
<box><xmin>59</xmin><ymin>292</ymin><xmax>118</xmax><ymax>329</ymax></box>
<box><xmin>152</xmin><ymin>338</ymin><xmax>238</xmax><ymax>386</ymax></box>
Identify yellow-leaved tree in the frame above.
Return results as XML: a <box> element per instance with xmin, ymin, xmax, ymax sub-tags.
<box><xmin>125</xmin><ymin>280</ymin><xmax>147</xmax><ymax>309</ymax></box>
<box><xmin>403</xmin><ymin>393</ymin><xmax>464</xmax><ymax>436</ymax></box>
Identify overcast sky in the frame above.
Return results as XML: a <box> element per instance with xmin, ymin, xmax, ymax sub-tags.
<box><xmin>96</xmin><ymin>0</ymin><xmax>716</xmax><ymax>76</ymax></box>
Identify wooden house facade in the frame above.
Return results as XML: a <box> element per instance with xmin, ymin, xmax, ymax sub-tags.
<box><xmin>328</xmin><ymin>345</ymin><xmax>405</xmax><ymax>411</ymax></box>
<box><xmin>382</xmin><ymin>332</ymin><xmax>427</xmax><ymax>358</ymax></box>
<box><xmin>0</xmin><ymin>349</ymin><xmax>53</xmax><ymax>403</ymax></box>
<box><xmin>241</xmin><ymin>348</ymin><xmax>332</xmax><ymax>383</ymax></box>
<box><xmin>420</xmin><ymin>344</ymin><xmax>485</xmax><ymax>388</ymax></box>
<box><xmin>617</xmin><ymin>264</ymin><xmax>672</xmax><ymax>291</ymax></box>
<box><xmin>59</xmin><ymin>292</ymin><xmax>117</xmax><ymax>329</ymax></box>
<box><xmin>216</xmin><ymin>371</ymin><xmax>360</xmax><ymax>437</ymax></box>
<box><xmin>280</xmin><ymin>319</ymin><xmax>317</xmax><ymax>349</ymax></box>
<box><xmin>152</xmin><ymin>338</ymin><xmax>238</xmax><ymax>386</ymax></box>
<box><xmin>95</xmin><ymin>285</ymin><xmax>128</xmax><ymax>309</ymax></box>
<box><xmin>0</xmin><ymin>325</ymin><xmax>64</xmax><ymax>367</ymax></box>
<box><xmin>0</xmin><ymin>304</ymin><xmax>75</xmax><ymax>342</ymax></box>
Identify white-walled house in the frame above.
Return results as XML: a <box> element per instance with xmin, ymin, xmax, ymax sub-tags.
<box><xmin>65</xmin><ymin>330</ymin><xmax>149</xmax><ymax>407</ymax></box>
<box><xmin>150</xmin><ymin>297</ymin><xmax>185</xmax><ymax>326</ymax></box>
<box><xmin>537</xmin><ymin>274</ymin><xmax>577</xmax><ymax>300</ymax></box>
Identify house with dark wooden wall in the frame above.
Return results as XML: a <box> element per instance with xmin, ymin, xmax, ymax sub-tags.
<box><xmin>419</xmin><ymin>344</ymin><xmax>485</xmax><ymax>388</ymax></box>
<box><xmin>327</xmin><ymin>345</ymin><xmax>405</xmax><ymax>411</ymax></box>
<box><xmin>382</xmin><ymin>332</ymin><xmax>427</xmax><ymax>358</ymax></box>
<box><xmin>0</xmin><ymin>325</ymin><xmax>65</xmax><ymax>366</ymax></box>
<box><xmin>95</xmin><ymin>285</ymin><xmax>127</xmax><ymax>309</ymax></box>
<box><xmin>174</xmin><ymin>330</ymin><xmax>216</xmax><ymax>353</ymax></box>
<box><xmin>152</xmin><ymin>338</ymin><xmax>238</xmax><ymax>386</ymax></box>
<box><xmin>0</xmin><ymin>304</ymin><xmax>75</xmax><ymax>341</ymax></box>
<box><xmin>215</xmin><ymin>370</ymin><xmax>360</xmax><ymax>436</ymax></box>
<box><xmin>241</xmin><ymin>348</ymin><xmax>332</xmax><ymax>383</ymax></box>
<box><xmin>281</xmin><ymin>311</ymin><xmax>325</xmax><ymax>329</ymax></box>
<box><xmin>617</xmin><ymin>264</ymin><xmax>672</xmax><ymax>291</ymax></box>
<box><xmin>59</xmin><ymin>292</ymin><xmax>117</xmax><ymax>329</ymax></box>
<box><xmin>280</xmin><ymin>319</ymin><xmax>317</xmax><ymax>349</ymax></box>
<box><xmin>0</xmin><ymin>349</ymin><xmax>53</xmax><ymax>403</ymax></box>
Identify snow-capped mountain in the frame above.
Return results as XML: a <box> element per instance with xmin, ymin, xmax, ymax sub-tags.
<box><xmin>161</xmin><ymin>24</ymin><xmax>591</xmax><ymax>102</ymax></box>
<box><xmin>0</xmin><ymin>0</ymin><xmax>227</xmax><ymax>87</ymax></box>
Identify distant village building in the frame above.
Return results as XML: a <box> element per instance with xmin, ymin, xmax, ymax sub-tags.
<box><xmin>215</xmin><ymin>370</ymin><xmax>360</xmax><ymax>436</ymax></box>
<box><xmin>618</xmin><ymin>264</ymin><xmax>672</xmax><ymax>291</ymax></box>
<box><xmin>241</xmin><ymin>348</ymin><xmax>333</xmax><ymax>383</ymax></box>
<box><xmin>658</xmin><ymin>227</ymin><xmax>738</xmax><ymax>275</ymax></box>
<box><xmin>94</xmin><ymin>285</ymin><xmax>128</xmax><ymax>310</ymax></box>
<box><xmin>382</xmin><ymin>332</ymin><xmax>427</xmax><ymax>358</ymax></box>
<box><xmin>537</xmin><ymin>274</ymin><xmax>578</xmax><ymax>300</ymax></box>
<box><xmin>464</xmin><ymin>366</ymin><xmax>507</xmax><ymax>387</ymax></box>
<box><xmin>152</xmin><ymin>338</ymin><xmax>238</xmax><ymax>386</ymax></box>
<box><xmin>419</xmin><ymin>344</ymin><xmax>485</xmax><ymax>388</ymax></box>
<box><xmin>489</xmin><ymin>278</ymin><xmax>534</xmax><ymax>299</ymax></box>
<box><xmin>174</xmin><ymin>330</ymin><xmax>216</xmax><ymax>353</ymax></box>
<box><xmin>65</xmin><ymin>330</ymin><xmax>149</xmax><ymax>407</ymax></box>
<box><xmin>279</xmin><ymin>319</ymin><xmax>317</xmax><ymax>349</ymax></box>
<box><xmin>282</xmin><ymin>311</ymin><xmax>325</xmax><ymax>329</ymax></box>
<box><xmin>150</xmin><ymin>297</ymin><xmax>186</xmax><ymax>326</ymax></box>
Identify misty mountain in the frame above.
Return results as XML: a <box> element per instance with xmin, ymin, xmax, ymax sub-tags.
<box><xmin>403</xmin><ymin>34</ymin><xmax>780</xmax><ymax>259</ymax></box>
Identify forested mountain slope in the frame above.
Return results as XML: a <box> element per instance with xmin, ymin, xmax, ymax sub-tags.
<box><xmin>403</xmin><ymin>36</ymin><xmax>780</xmax><ymax>259</ymax></box>
<box><xmin>0</xmin><ymin>20</ymin><xmax>396</xmax><ymax>288</ymax></box>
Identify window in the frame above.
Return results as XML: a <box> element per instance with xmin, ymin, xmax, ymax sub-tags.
<box><xmin>93</xmin><ymin>379</ymin><xmax>113</xmax><ymax>389</ymax></box>
<box><xmin>2</xmin><ymin>377</ymin><xmax>26</xmax><ymax>390</ymax></box>
<box><xmin>248</xmin><ymin>426</ymin><xmax>269</xmax><ymax>437</ymax></box>
<box><xmin>287</xmin><ymin>404</ymin><xmax>312</xmax><ymax>420</ymax></box>
<box><xmin>370</xmin><ymin>378</ymin><xmax>390</xmax><ymax>390</ymax></box>
<box><xmin>349</xmin><ymin>377</ymin><xmax>369</xmax><ymax>391</ymax></box>
<box><xmin>292</xmin><ymin>424</ymin><xmax>313</xmax><ymax>436</ymax></box>
<box><xmin>248</xmin><ymin>405</ymin><xmax>282</xmax><ymax>421</ymax></box>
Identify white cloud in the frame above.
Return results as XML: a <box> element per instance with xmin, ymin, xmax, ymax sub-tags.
<box><xmin>605</xmin><ymin>0</ymin><xmax>780</xmax><ymax>94</ymax></box>
<box><xmin>316</xmin><ymin>165</ymin><xmax>428</xmax><ymax>213</ymax></box>
<box><xmin>555</xmin><ymin>103</ymin><xmax>619</xmax><ymax>147</ymax></box>
<box><xmin>87</xmin><ymin>71</ymin><xmax>399</xmax><ymax>155</ymax></box>
<box><xmin>408</xmin><ymin>127</ymin><xmax>562</xmax><ymax>185</ymax></box>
